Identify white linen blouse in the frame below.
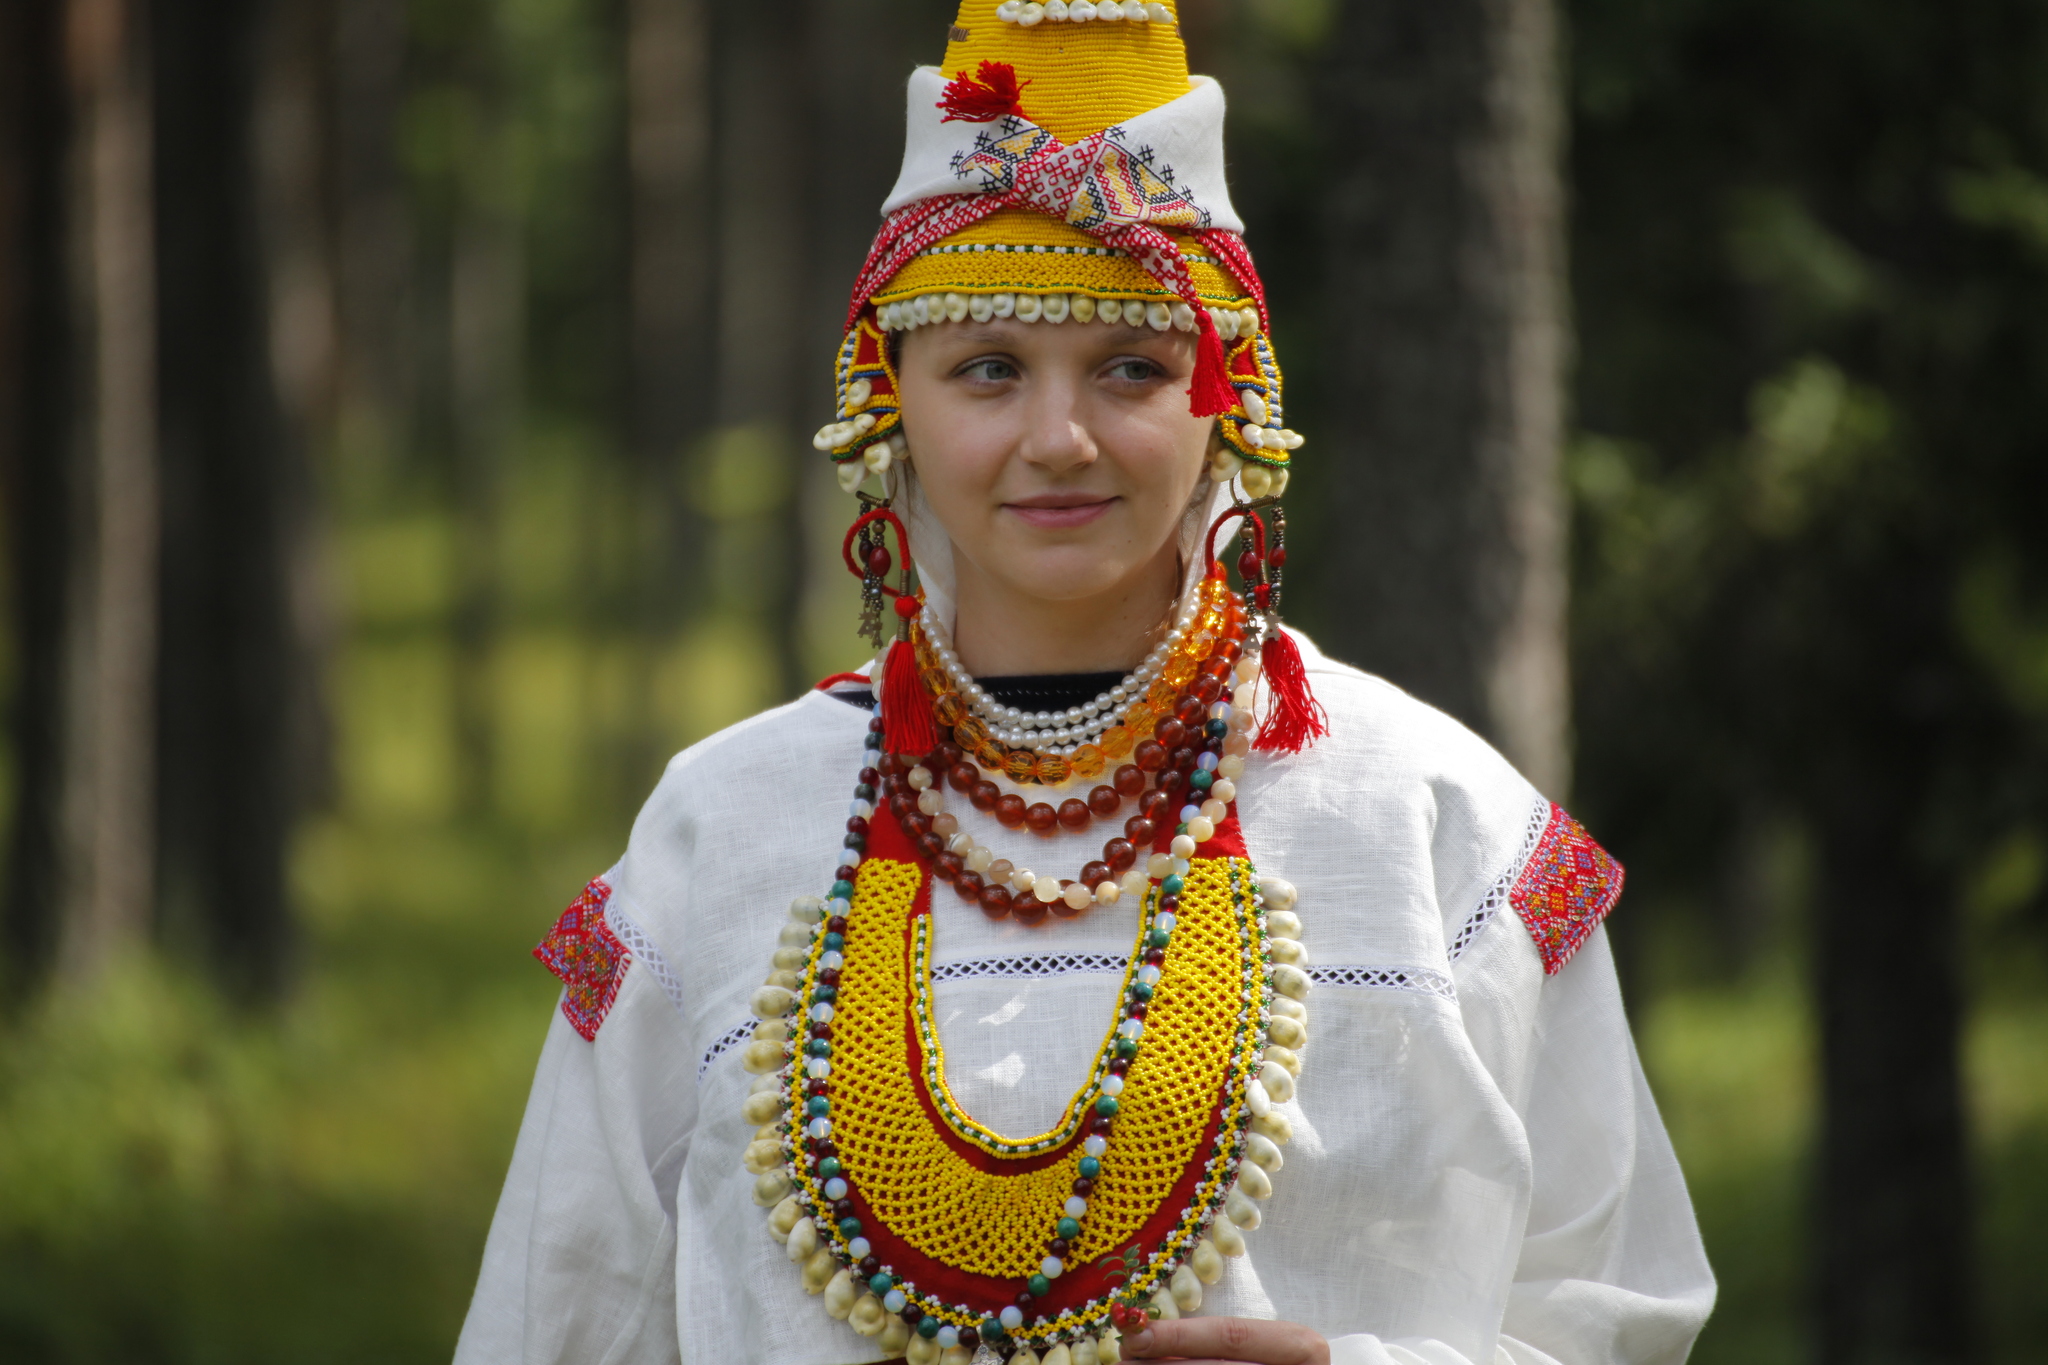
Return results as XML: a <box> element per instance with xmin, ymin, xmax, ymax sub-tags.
<box><xmin>455</xmin><ymin>631</ymin><xmax>1715</xmax><ymax>1365</ymax></box>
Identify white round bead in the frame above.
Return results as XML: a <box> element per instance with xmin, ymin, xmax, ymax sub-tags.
<box><xmin>1094</xmin><ymin>879</ymin><xmax>1121</xmax><ymax>905</ymax></box>
<box><xmin>1034</xmin><ymin>877</ymin><xmax>1063</xmax><ymax>904</ymax></box>
<box><xmin>906</xmin><ymin>765</ymin><xmax>933</xmax><ymax>790</ymax></box>
<box><xmin>916</xmin><ymin>788</ymin><xmax>943</xmax><ymax>815</ymax></box>
<box><xmin>1187</xmin><ymin>816</ymin><xmax>1215</xmax><ymax>843</ymax></box>
<box><xmin>1170</xmin><ymin>833</ymin><xmax>1197</xmax><ymax>858</ymax></box>
<box><xmin>1062</xmin><ymin>882</ymin><xmax>1093</xmax><ymax>911</ymax></box>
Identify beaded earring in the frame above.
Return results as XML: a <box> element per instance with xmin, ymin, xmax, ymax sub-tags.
<box><xmin>1204</xmin><ymin>498</ymin><xmax>1325</xmax><ymax>753</ymax></box>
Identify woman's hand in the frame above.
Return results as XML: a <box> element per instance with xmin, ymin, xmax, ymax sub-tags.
<box><xmin>1119</xmin><ymin>1316</ymin><xmax>1330</xmax><ymax>1365</ymax></box>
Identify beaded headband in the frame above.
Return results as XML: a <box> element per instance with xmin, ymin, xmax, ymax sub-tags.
<box><xmin>820</xmin><ymin>0</ymin><xmax>1299</xmax><ymax>497</ymax></box>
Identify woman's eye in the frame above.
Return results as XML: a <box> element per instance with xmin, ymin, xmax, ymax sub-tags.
<box><xmin>960</xmin><ymin>358</ymin><xmax>1017</xmax><ymax>382</ymax></box>
<box><xmin>1107</xmin><ymin>359</ymin><xmax>1159</xmax><ymax>383</ymax></box>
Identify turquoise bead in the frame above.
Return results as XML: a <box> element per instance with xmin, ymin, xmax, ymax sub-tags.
<box><xmin>1028</xmin><ymin>1273</ymin><xmax>1051</xmax><ymax>1296</ymax></box>
<box><xmin>806</xmin><ymin>1039</ymin><xmax>832</xmax><ymax>1057</ymax></box>
<box><xmin>813</xmin><ymin>984</ymin><xmax>837</xmax><ymax>1003</ymax></box>
<box><xmin>822</xmin><ymin>932</ymin><xmax>845</xmax><ymax>951</ymax></box>
<box><xmin>1147</xmin><ymin>926</ymin><xmax>1171</xmax><ymax>948</ymax></box>
<box><xmin>817</xmin><ymin>1156</ymin><xmax>843</xmax><ymax>1178</ymax></box>
<box><xmin>830</xmin><ymin>879</ymin><xmax>855</xmax><ymax>900</ymax></box>
<box><xmin>838</xmin><ymin>1216</ymin><xmax>862</xmax><ymax>1238</ymax></box>
<box><xmin>1191</xmin><ymin>769</ymin><xmax>1213</xmax><ymax>791</ymax></box>
<box><xmin>1057</xmin><ymin>1216</ymin><xmax>1081</xmax><ymax>1239</ymax></box>
<box><xmin>917</xmin><ymin>1317</ymin><xmax>941</xmax><ymax>1339</ymax></box>
<box><xmin>1095</xmin><ymin>1095</ymin><xmax>1119</xmax><ymax>1116</ymax></box>
<box><xmin>870</xmin><ymin>1272</ymin><xmax>895</xmax><ymax>1295</ymax></box>
<box><xmin>806</xmin><ymin>1096</ymin><xmax>830</xmax><ymax>1117</ymax></box>
<box><xmin>1161</xmin><ymin>874</ymin><xmax>1185</xmax><ymax>895</ymax></box>
<box><xmin>1078</xmin><ymin>1157</ymin><xmax>1101</xmax><ymax>1178</ymax></box>
<box><xmin>1114</xmin><ymin>1038</ymin><xmax>1139</xmax><ymax>1060</ymax></box>
<box><xmin>1130</xmin><ymin>981</ymin><xmax>1154</xmax><ymax>1001</ymax></box>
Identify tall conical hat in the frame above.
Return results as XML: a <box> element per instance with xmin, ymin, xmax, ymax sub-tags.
<box><xmin>817</xmin><ymin>0</ymin><xmax>1300</xmax><ymax>498</ymax></box>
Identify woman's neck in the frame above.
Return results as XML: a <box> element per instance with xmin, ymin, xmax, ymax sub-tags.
<box><xmin>946</xmin><ymin>540</ymin><xmax>1182</xmax><ymax>677</ymax></box>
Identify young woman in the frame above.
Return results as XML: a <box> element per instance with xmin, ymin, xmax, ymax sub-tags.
<box><xmin>456</xmin><ymin>10</ymin><xmax>1715</xmax><ymax>1365</ymax></box>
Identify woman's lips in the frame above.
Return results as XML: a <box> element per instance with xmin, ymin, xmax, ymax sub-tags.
<box><xmin>1005</xmin><ymin>494</ymin><xmax>1116</xmax><ymax>529</ymax></box>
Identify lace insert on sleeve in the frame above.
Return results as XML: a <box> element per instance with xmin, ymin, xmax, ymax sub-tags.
<box><xmin>1447</xmin><ymin>795</ymin><xmax>1553</xmax><ymax>962</ymax></box>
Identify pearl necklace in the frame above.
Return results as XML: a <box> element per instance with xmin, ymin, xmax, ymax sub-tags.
<box><xmin>920</xmin><ymin>599</ymin><xmax>1200</xmax><ymax>754</ymax></box>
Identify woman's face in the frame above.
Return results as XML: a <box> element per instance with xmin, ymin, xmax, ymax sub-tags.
<box><xmin>896</xmin><ymin>315</ymin><xmax>1213</xmax><ymax>607</ymax></box>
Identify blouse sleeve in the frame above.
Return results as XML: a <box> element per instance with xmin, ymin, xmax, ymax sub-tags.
<box><xmin>454</xmin><ymin>949</ymin><xmax>697</xmax><ymax>1365</ymax></box>
<box><xmin>1319</xmin><ymin>925</ymin><xmax>1715</xmax><ymax>1365</ymax></box>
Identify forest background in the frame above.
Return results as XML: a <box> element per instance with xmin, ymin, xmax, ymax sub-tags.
<box><xmin>1</xmin><ymin>0</ymin><xmax>2046</xmax><ymax>1361</ymax></box>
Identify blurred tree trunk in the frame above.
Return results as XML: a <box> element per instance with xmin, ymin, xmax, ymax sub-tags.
<box><xmin>1312</xmin><ymin>0</ymin><xmax>1571</xmax><ymax>797</ymax></box>
<box><xmin>150</xmin><ymin>0</ymin><xmax>322</xmax><ymax>997</ymax></box>
<box><xmin>50</xmin><ymin>0</ymin><xmax>164</xmax><ymax>982</ymax></box>
<box><xmin>710</xmin><ymin>0</ymin><xmax>807</xmax><ymax>701</ymax></box>
<box><xmin>622</xmin><ymin>0</ymin><xmax>711</xmax><ymax>787</ymax></box>
<box><xmin>0</xmin><ymin>0</ymin><xmax>76</xmax><ymax>988</ymax></box>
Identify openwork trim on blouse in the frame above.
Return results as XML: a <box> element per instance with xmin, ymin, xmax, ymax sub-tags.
<box><xmin>1448</xmin><ymin>796</ymin><xmax>1626</xmax><ymax>975</ymax></box>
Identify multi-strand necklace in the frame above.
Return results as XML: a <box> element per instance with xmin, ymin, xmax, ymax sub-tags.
<box><xmin>735</xmin><ymin>570</ymin><xmax>1310</xmax><ymax>1365</ymax></box>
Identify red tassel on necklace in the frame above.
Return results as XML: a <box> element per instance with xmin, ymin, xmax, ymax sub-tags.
<box><xmin>1253</xmin><ymin>629</ymin><xmax>1327</xmax><ymax>754</ymax></box>
<box><xmin>938</xmin><ymin>61</ymin><xmax>1030</xmax><ymax>123</ymax></box>
<box><xmin>1187</xmin><ymin>306</ymin><xmax>1237</xmax><ymax>418</ymax></box>
<box><xmin>881</xmin><ymin>635</ymin><xmax>939</xmax><ymax>756</ymax></box>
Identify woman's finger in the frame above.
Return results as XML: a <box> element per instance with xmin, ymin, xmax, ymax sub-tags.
<box><xmin>1121</xmin><ymin>1316</ymin><xmax>1329</xmax><ymax>1365</ymax></box>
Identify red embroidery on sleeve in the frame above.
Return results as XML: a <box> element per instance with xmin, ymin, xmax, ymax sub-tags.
<box><xmin>1509</xmin><ymin>804</ymin><xmax>1625</xmax><ymax>975</ymax></box>
<box><xmin>534</xmin><ymin>878</ymin><xmax>629</xmax><ymax>1040</ymax></box>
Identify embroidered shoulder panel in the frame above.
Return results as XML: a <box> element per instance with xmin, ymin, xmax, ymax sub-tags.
<box><xmin>1509</xmin><ymin>803</ymin><xmax>1624</xmax><ymax>975</ymax></box>
<box><xmin>534</xmin><ymin>877</ymin><xmax>629</xmax><ymax>1040</ymax></box>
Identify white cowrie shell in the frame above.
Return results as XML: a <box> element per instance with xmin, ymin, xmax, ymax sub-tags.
<box><xmin>1190</xmin><ymin>1238</ymin><xmax>1225</xmax><ymax>1284</ymax></box>
<box><xmin>968</xmin><ymin>293</ymin><xmax>994</xmax><ymax>322</ymax></box>
<box><xmin>1253</xmin><ymin>1108</ymin><xmax>1294</xmax><ymax>1144</ymax></box>
<box><xmin>1240</xmin><ymin>463</ymin><xmax>1275</xmax><ymax>499</ymax></box>
<box><xmin>1145</xmin><ymin>300</ymin><xmax>1172</xmax><ymax>330</ymax></box>
<box><xmin>1226</xmin><ymin>1187</ymin><xmax>1263</xmax><ymax>1229</ymax></box>
<box><xmin>803</xmin><ymin>1244</ymin><xmax>839</xmax><ymax>1292</ymax></box>
<box><xmin>1015</xmin><ymin>293</ymin><xmax>1043</xmax><ymax>322</ymax></box>
<box><xmin>1269</xmin><ymin>937</ymin><xmax>1307</xmax><ymax>967</ymax></box>
<box><xmin>1246</xmin><ymin>1130</ymin><xmax>1285</xmax><ymax>1172</ymax></box>
<box><xmin>911</xmin><ymin>295</ymin><xmax>931</xmax><ymax>325</ymax></box>
<box><xmin>1042</xmin><ymin>292</ymin><xmax>1070</xmax><ymax>322</ymax></box>
<box><xmin>1270</xmin><ymin>993</ymin><xmax>1306</xmax><ymax>1022</ymax></box>
<box><xmin>836</xmin><ymin>460</ymin><xmax>865</xmax><ymax>493</ymax></box>
<box><xmin>850</xmin><ymin>1294</ymin><xmax>888</xmax><ymax>1336</ymax></box>
<box><xmin>823</xmin><ymin>1268</ymin><xmax>858</xmax><ymax>1319</ymax></box>
<box><xmin>845</xmin><ymin>377</ymin><xmax>872</xmax><ymax>407</ymax></box>
<box><xmin>1267</xmin><ymin>908</ymin><xmax>1302</xmax><ymax>939</ymax></box>
<box><xmin>1260</xmin><ymin>1059</ymin><xmax>1296</xmax><ymax>1104</ymax></box>
<box><xmin>908</xmin><ymin>1337</ymin><xmax>942</xmax><ymax>1365</ymax></box>
<box><xmin>1071</xmin><ymin>294</ymin><xmax>1097</xmax><ymax>321</ymax></box>
<box><xmin>1237</xmin><ymin>1160</ymin><xmax>1274</xmax><ymax>1201</ymax></box>
<box><xmin>1096</xmin><ymin>1332</ymin><xmax>1121</xmax><ymax>1364</ymax></box>
<box><xmin>1149</xmin><ymin>1286</ymin><xmax>1178</xmax><ymax>1319</ymax></box>
<box><xmin>1271</xmin><ymin>466</ymin><xmax>1291</xmax><ymax>494</ymax></box>
<box><xmin>881</xmin><ymin>1319</ymin><xmax>913</xmax><ymax>1355</ymax></box>
<box><xmin>743</xmin><ymin>1137</ymin><xmax>784</xmax><ymax>1173</ymax></box>
<box><xmin>750</xmin><ymin>984</ymin><xmax>793</xmax><ymax>1018</ymax></box>
<box><xmin>863</xmin><ymin>443</ymin><xmax>893</xmax><ymax>474</ymax></box>
<box><xmin>786</xmin><ymin>1212</ymin><xmax>818</xmax><ymax>1261</ymax></box>
<box><xmin>1272</xmin><ymin>961</ymin><xmax>1310</xmax><ymax>1000</ymax></box>
<box><xmin>1170</xmin><ymin>1263</ymin><xmax>1204</xmax><ymax>1311</ymax></box>
<box><xmin>1147</xmin><ymin>1</ymin><xmax>1173</xmax><ymax>20</ymax></box>
<box><xmin>992</xmin><ymin>293</ymin><xmax>1016</xmax><ymax>317</ymax></box>
<box><xmin>1261</xmin><ymin>876</ymin><xmax>1298</xmax><ymax>911</ymax></box>
<box><xmin>997</xmin><ymin>0</ymin><xmax>1024</xmax><ymax>19</ymax></box>
<box><xmin>1096</xmin><ymin>0</ymin><xmax>1121</xmax><ymax>18</ymax></box>
<box><xmin>944</xmin><ymin>292</ymin><xmax>967</xmax><ymax>321</ymax></box>
<box><xmin>1018</xmin><ymin>1</ymin><xmax>1046</xmax><ymax>24</ymax></box>
<box><xmin>1266</xmin><ymin>1043</ymin><xmax>1302</xmax><ymax>1077</ymax></box>
<box><xmin>1070</xmin><ymin>1340</ymin><xmax>1099</xmax><ymax>1365</ymax></box>
<box><xmin>1247</xmin><ymin>1077</ymin><xmax>1271</xmax><ymax>1116</ymax></box>
<box><xmin>1069</xmin><ymin>0</ymin><xmax>1096</xmax><ymax>18</ymax></box>
<box><xmin>1170</xmin><ymin>301</ymin><xmax>1197</xmax><ymax>332</ymax></box>
<box><xmin>1241</xmin><ymin>388</ymin><xmax>1269</xmax><ymax>425</ymax></box>
<box><xmin>1209</xmin><ymin>1214</ymin><xmax>1246</xmax><ymax>1256</ymax></box>
<box><xmin>1043</xmin><ymin>1346</ymin><xmax>1074</xmax><ymax>1365</ymax></box>
<box><xmin>1045</xmin><ymin>0</ymin><xmax>1069</xmax><ymax>17</ymax></box>
<box><xmin>753</xmin><ymin>1169</ymin><xmax>793</xmax><ymax>1206</ymax></box>
<box><xmin>1267</xmin><ymin>1013</ymin><xmax>1306</xmax><ymax>1049</ymax></box>
<box><xmin>1126</xmin><ymin>0</ymin><xmax>1151</xmax><ymax>20</ymax></box>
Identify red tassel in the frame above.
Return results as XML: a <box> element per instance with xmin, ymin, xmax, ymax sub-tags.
<box><xmin>1187</xmin><ymin>306</ymin><xmax>1237</xmax><ymax>418</ymax></box>
<box><xmin>1253</xmin><ymin>629</ymin><xmax>1328</xmax><ymax>754</ymax></box>
<box><xmin>881</xmin><ymin>638</ymin><xmax>939</xmax><ymax>756</ymax></box>
<box><xmin>938</xmin><ymin>61</ymin><xmax>1030</xmax><ymax>123</ymax></box>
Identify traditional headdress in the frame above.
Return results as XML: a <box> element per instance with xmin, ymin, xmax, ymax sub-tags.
<box><xmin>823</xmin><ymin>0</ymin><xmax>1324</xmax><ymax>757</ymax></box>
<box><xmin>815</xmin><ymin>0</ymin><xmax>1299</xmax><ymax>498</ymax></box>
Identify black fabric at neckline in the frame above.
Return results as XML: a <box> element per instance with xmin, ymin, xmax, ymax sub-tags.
<box><xmin>826</xmin><ymin>670</ymin><xmax>1127</xmax><ymax>713</ymax></box>
<box><xmin>973</xmin><ymin>672</ymin><xmax>1127</xmax><ymax>713</ymax></box>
